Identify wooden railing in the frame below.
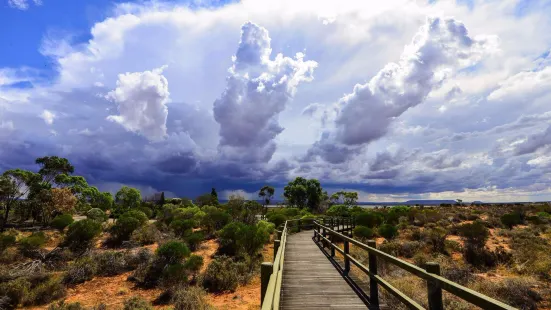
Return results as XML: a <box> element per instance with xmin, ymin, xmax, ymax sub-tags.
<box><xmin>313</xmin><ymin>221</ymin><xmax>517</xmax><ymax>310</ymax></box>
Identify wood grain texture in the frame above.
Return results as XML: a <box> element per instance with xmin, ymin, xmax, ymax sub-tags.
<box><xmin>280</xmin><ymin>231</ymin><xmax>367</xmax><ymax>309</ymax></box>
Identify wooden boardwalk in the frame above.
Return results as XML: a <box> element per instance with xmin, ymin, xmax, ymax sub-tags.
<box><xmin>280</xmin><ymin>230</ymin><xmax>367</xmax><ymax>309</ymax></box>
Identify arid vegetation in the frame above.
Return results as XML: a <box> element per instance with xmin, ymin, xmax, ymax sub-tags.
<box><xmin>2</xmin><ymin>157</ymin><xmax>551</xmax><ymax>309</ymax></box>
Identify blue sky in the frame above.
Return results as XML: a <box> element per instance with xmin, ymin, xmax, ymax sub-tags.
<box><xmin>1</xmin><ymin>0</ymin><xmax>551</xmax><ymax>202</ymax></box>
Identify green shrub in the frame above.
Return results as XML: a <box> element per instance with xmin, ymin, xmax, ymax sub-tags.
<box><xmin>184</xmin><ymin>254</ymin><xmax>204</xmax><ymax>276</ymax></box>
<box><xmin>353</xmin><ymin>226</ymin><xmax>374</xmax><ymax>240</ymax></box>
<box><xmin>458</xmin><ymin>221</ymin><xmax>489</xmax><ymax>247</ymax></box>
<box><xmin>48</xmin><ymin>300</ymin><xmax>85</xmax><ymax>310</ymax></box>
<box><xmin>123</xmin><ymin>296</ymin><xmax>153</xmax><ymax>310</ymax></box>
<box><xmin>326</xmin><ymin>205</ymin><xmax>350</xmax><ymax>217</ymax></box>
<box><xmin>217</xmin><ymin>222</ymin><xmax>269</xmax><ymax>257</ymax></box>
<box><xmin>170</xmin><ymin>219</ymin><xmax>195</xmax><ymax>237</ymax></box>
<box><xmin>86</xmin><ymin>208</ymin><xmax>107</xmax><ymax>222</ymax></box>
<box><xmin>200</xmin><ymin>206</ymin><xmax>231</xmax><ymax>234</ymax></box>
<box><xmin>138</xmin><ymin>207</ymin><xmax>154</xmax><ymax>219</ymax></box>
<box><xmin>131</xmin><ymin>224</ymin><xmax>161</xmax><ymax>245</ymax></box>
<box><xmin>125</xmin><ymin>248</ymin><xmax>153</xmax><ymax>270</ymax></box>
<box><xmin>217</xmin><ymin>222</ymin><xmax>245</xmax><ymax>256</ymax></box>
<box><xmin>24</xmin><ymin>276</ymin><xmax>66</xmax><ymax>306</ymax></box>
<box><xmin>63</xmin><ymin>256</ymin><xmax>97</xmax><ymax>284</ymax></box>
<box><xmin>185</xmin><ymin>231</ymin><xmax>204</xmax><ymax>251</ymax></box>
<box><xmin>266</xmin><ymin>213</ymin><xmax>287</xmax><ymax>228</ymax></box>
<box><xmin>202</xmin><ymin>256</ymin><xmax>240</xmax><ymax>293</ymax></box>
<box><xmin>65</xmin><ymin>219</ymin><xmax>102</xmax><ymax>251</ymax></box>
<box><xmin>95</xmin><ymin>251</ymin><xmax>127</xmax><ymax>276</ymax></box>
<box><xmin>501</xmin><ymin>213</ymin><xmax>523</xmax><ymax>229</ymax></box>
<box><xmin>378</xmin><ymin>224</ymin><xmax>398</xmax><ymax>240</ymax></box>
<box><xmin>157</xmin><ymin>241</ymin><xmax>190</xmax><ymax>264</ymax></box>
<box><xmin>161</xmin><ymin>263</ymin><xmax>188</xmax><ymax>287</ymax></box>
<box><xmin>121</xmin><ymin>210</ymin><xmax>148</xmax><ymax>225</ymax></box>
<box><xmin>355</xmin><ymin>212</ymin><xmax>383</xmax><ymax>228</ymax></box>
<box><xmin>111</xmin><ymin>216</ymin><xmax>141</xmax><ymax>243</ymax></box>
<box><xmin>257</xmin><ymin>220</ymin><xmax>276</xmax><ymax>234</ymax></box>
<box><xmin>401</xmin><ymin>241</ymin><xmax>423</xmax><ymax>258</ymax></box>
<box><xmin>472</xmin><ymin>277</ymin><xmax>541</xmax><ymax>310</ymax></box>
<box><xmin>422</xmin><ymin>228</ymin><xmax>448</xmax><ymax>254</ymax></box>
<box><xmin>0</xmin><ymin>277</ymin><xmax>31</xmax><ymax>308</ymax></box>
<box><xmin>0</xmin><ymin>233</ymin><xmax>16</xmax><ymax>252</ymax></box>
<box><xmin>172</xmin><ymin>286</ymin><xmax>212</xmax><ymax>310</ymax></box>
<box><xmin>19</xmin><ymin>231</ymin><xmax>46</xmax><ymax>254</ymax></box>
<box><xmin>51</xmin><ymin>214</ymin><xmax>74</xmax><ymax>231</ymax></box>
<box><xmin>379</xmin><ymin>241</ymin><xmax>402</xmax><ymax>257</ymax></box>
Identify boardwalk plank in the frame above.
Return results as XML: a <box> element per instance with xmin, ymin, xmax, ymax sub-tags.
<box><xmin>280</xmin><ymin>231</ymin><xmax>367</xmax><ymax>309</ymax></box>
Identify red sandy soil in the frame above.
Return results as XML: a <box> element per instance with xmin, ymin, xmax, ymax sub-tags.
<box><xmin>208</xmin><ymin>277</ymin><xmax>261</xmax><ymax>310</ymax></box>
<box><xmin>195</xmin><ymin>239</ymin><xmax>218</xmax><ymax>273</ymax></box>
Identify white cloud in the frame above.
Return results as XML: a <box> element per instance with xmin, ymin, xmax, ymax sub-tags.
<box><xmin>7</xmin><ymin>0</ymin><xmax>41</xmax><ymax>10</ymax></box>
<box><xmin>40</xmin><ymin>110</ymin><xmax>56</xmax><ymax>125</ymax></box>
<box><xmin>488</xmin><ymin>66</ymin><xmax>551</xmax><ymax>101</ymax></box>
<box><xmin>106</xmin><ymin>66</ymin><xmax>170</xmax><ymax>141</ymax></box>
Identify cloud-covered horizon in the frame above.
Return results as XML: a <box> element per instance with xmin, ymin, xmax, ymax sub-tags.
<box><xmin>2</xmin><ymin>0</ymin><xmax>551</xmax><ymax>202</ymax></box>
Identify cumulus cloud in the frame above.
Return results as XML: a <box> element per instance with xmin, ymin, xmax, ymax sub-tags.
<box><xmin>513</xmin><ymin>125</ymin><xmax>551</xmax><ymax>155</ymax></box>
<box><xmin>488</xmin><ymin>66</ymin><xmax>551</xmax><ymax>101</ymax></box>
<box><xmin>308</xmin><ymin>16</ymin><xmax>496</xmax><ymax>163</ymax></box>
<box><xmin>106</xmin><ymin>67</ymin><xmax>170</xmax><ymax>141</ymax></box>
<box><xmin>40</xmin><ymin>110</ymin><xmax>55</xmax><ymax>125</ymax></box>
<box><xmin>8</xmin><ymin>0</ymin><xmax>41</xmax><ymax>10</ymax></box>
<box><xmin>213</xmin><ymin>21</ymin><xmax>317</xmax><ymax>163</ymax></box>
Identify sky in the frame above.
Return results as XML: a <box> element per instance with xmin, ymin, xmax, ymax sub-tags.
<box><xmin>1</xmin><ymin>0</ymin><xmax>551</xmax><ymax>202</ymax></box>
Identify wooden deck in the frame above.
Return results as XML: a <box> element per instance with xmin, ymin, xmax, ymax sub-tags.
<box><xmin>280</xmin><ymin>231</ymin><xmax>367</xmax><ymax>309</ymax></box>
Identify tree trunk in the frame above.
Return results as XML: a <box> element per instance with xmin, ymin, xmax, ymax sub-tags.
<box><xmin>0</xmin><ymin>202</ymin><xmax>12</xmax><ymax>232</ymax></box>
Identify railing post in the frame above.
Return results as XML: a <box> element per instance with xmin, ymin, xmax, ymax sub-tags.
<box><xmin>426</xmin><ymin>262</ymin><xmax>444</xmax><ymax>310</ymax></box>
<box><xmin>330</xmin><ymin>233</ymin><xmax>335</xmax><ymax>257</ymax></box>
<box><xmin>298</xmin><ymin>219</ymin><xmax>301</xmax><ymax>232</ymax></box>
<box><xmin>274</xmin><ymin>240</ymin><xmax>280</xmax><ymax>262</ymax></box>
<box><xmin>322</xmin><ymin>226</ymin><xmax>327</xmax><ymax>248</ymax></box>
<box><xmin>344</xmin><ymin>239</ymin><xmax>350</xmax><ymax>276</ymax></box>
<box><xmin>276</xmin><ymin>230</ymin><xmax>282</xmax><ymax>240</ymax></box>
<box><xmin>367</xmin><ymin>240</ymin><xmax>379</xmax><ymax>308</ymax></box>
<box><xmin>261</xmin><ymin>262</ymin><xmax>273</xmax><ymax>304</ymax></box>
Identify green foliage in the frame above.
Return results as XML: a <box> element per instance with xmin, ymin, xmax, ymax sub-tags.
<box><xmin>115</xmin><ymin>186</ymin><xmax>142</xmax><ymax>214</ymax></box>
<box><xmin>48</xmin><ymin>300</ymin><xmax>85</xmax><ymax>310</ymax></box>
<box><xmin>458</xmin><ymin>221</ymin><xmax>489</xmax><ymax>247</ymax></box>
<box><xmin>195</xmin><ymin>193</ymin><xmax>219</xmax><ymax>207</ymax></box>
<box><xmin>23</xmin><ymin>276</ymin><xmax>66</xmax><ymax>306</ymax></box>
<box><xmin>172</xmin><ymin>286</ymin><xmax>212</xmax><ymax>310</ymax></box>
<box><xmin>353</xmin><ymin>226</ymin><xmax>374</xmax><ymax>240</ymax></box>
<box><xmin>200</xmin><ymin>206</ymin><xmax>230</xmax><ymax>234</ymax></box>
<box><xmin>170</xmin><ymin>219</ymin><xmax>195</xmax><ymax>237</ymax></box>
<box><xmin>63</xmin><ymin>255</ymin><xmax>97</xmax><ymax>284</ymax></box>
<box><xmin>257</xmin><ymin>220</ymin><xmax>275</xmax><ymax>234</ymax></box>
<box><xmin>422</xmin><ymin>227</ymin><xmax>449</xmax><ymax>254</ymax></box>
<box><xmin>138</xmin><ymin>206</ymin><xmax>154</xmax><ymax>219</ymax></box>
<box><xmin>123</xmin><ymin>296</ymin><xmax>153</xmax><ymax>310</ymax></box>
<box><xmin>184</xmin><ymin>254</ymin><xmax>204</xmax><ymax>274</ymax></box>
<box><xmin>111</xmin><ymin>216</ymin><xmax>141</xmax><ymax>243</ymax></box>
<box><xmin>131</xmin><ymin>224</ymin><xmax>161</xmax><ymax>245</ymax></box>
<box><xmin>326</xmin><ymin>204</ymin><xmax>350</xmax><ymax>217</ymax></box>
<box><xmin>202</xmin><ymin>256</ymin><xmax>240</xmax><ymax>293</ymax></box>
<box><xmin>283</xmin><ymin>177</ymin><xmax>323</xmax><ymax>210</ymax></box>
<box><xmin>217</xmin><ymin>222</ymin><xmax>245</xmax><ymax>256</ymax></box>
<box><xmin>378</xmin><ymin>224</ymin><xmax>398</xmax><ymax>240</ymax></box>
<box><xmin>65</xmin><ymin>219</ymin><xmax>102</xmax><ymax>251</ymax></box>
<box><xmin>258</xmin><ymin>185</ymin><xmax>275</xmax><ymax>206</ymax></box>
<box><xmin>329</xmin><ymin>191</ymin><xmax>358</xmax><ymax>206</ymax></box>
<box><xmin>267</xmin><ymin>213</ymin><xmax>287</xmax><ymax>227</ymax></box>
<box><xmin>501</xmin><ymin>213</ymin><xmax>523</xmax><ymax>229</ymax></box>
<box><xmin>184</xmin><ymin>231</ymin><xmax>204</xmax><ymax>251</ymax></box>
<box><xmin>386</xmin><ymin>205</ymin><xmax>411</xmax><ymax>224</ymax></box>
<box><xmin>86</xmin><ymin>208</ymin><xmax>107</xmax><ymax>222</ymax></box>
<box><xmin>157</xmin><ymin>241</ymin><xmax>191</xmax><ymax>264</ymax></box>
<box><xmin>51</xmin><ymin>214</ymin><xmax>74</xmax><ymax>231</ymax></box>
<box><xmin>217</xmin><ymin>222</ymin><xmax>270</xmax><ymax>257</ymax></box>
<box><xmin>121</xmin><ymin>210</ymin><xmax>148</xmax><ymax>225</ymax></box>
<box><xmin>0</xmin><ymin>232</ymin><xmax>17</xmax><ymax>252</ymax></box>
<box><xmin>355</xmin><ymin>211</ymin><xmax>383</xmax><ymax>228</ymax></box>
<box><xmin>0</xmin><ymin>277</ymin><xmax>31</xmax><ymax>308</ymax></box>
<box><xmin>19</xmin><ymin>231</ymin><xmax>47</xmax><ymax>253</ymax></box>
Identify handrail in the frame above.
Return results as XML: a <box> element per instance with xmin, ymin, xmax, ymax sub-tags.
<box><xmin>261</xmin><ymin>221</ymin><xmax>288</xmax><ymax>310</ymax></box>
<box><xmin>313</xmin><ymin>221</ymin><xmax>517</xmax><ymax>310</ymax></box>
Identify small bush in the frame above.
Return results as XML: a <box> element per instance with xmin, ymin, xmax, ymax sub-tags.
<box><xmin>18</xmin><ymin>232</ymin><xmax>47</xmax><ymax>255</ymax></box>
<box><xmin>138</xmin><ymin>207</ymin><xmax>154</xmax><ymax>219</ymax></box>
<box><xmin>267</xmin><ymin>213</ymin><xmax>287</xmax><ymax>228</ymax></box>
<box><xmin>95</xmin><ymin>251</ymin><xmax>127</xmax><ymax>276</ymax></box>
<box><xmin>24</xmin><ymin>276</ymin><xmax>66</xmax><ymax>306</ymax></box>
<box><xmin>121</xmin><ymin>210</ymin><xmax>149</xmax><ymax>225</ymax></box>
<box><xmin>161</xmin><ymin>263</ymin><xmax>188</xmax><ymax>287</ymax></box>
<box><xmin>131</xmin><ymin>224</ymin><xmax>161</xmax><ymax>245</ymax></box>
<box><xmin>185</xmin><ymin>231</ymin><xmax>204</xmax><ymax>251</ymax></box>
<box><xmin>353</xmin><ymin>226</ymin><xmax>374</xmax><ymax>240</ymax></box>
<box><xmin>0</xmin><ymin>233</ymin><xmax>16</xmax><ymax>252</ymax></box>
<box><xmin>48</xmin><ymin>300</ymin><xmax>85</xmax><ymax>310</ymax></box>
<box><xmin>157</xmin><ymin>241</ymin><xmax>190</xmax><ymax>264</ymax></box>
<box><xmin>0</xmin><ymin>277</ymin><xmax>31</xmax><ymax>308</ymax></box>
<box><xmin>401</xmin><ymin>241</ymin><xmax>423</xmax><ymax>258</ymax></box>
<box><xmin>378</xmin><ymin>224</ymin><xmax>398</xmax><ymax>240</ymax></box>
<box><xmin>355</xmin><ymin>211</ymin><xmax>383</xmax><ymax>228</ymax></box>
<box><xmin>123</xmin><ymin>296</ymin><xmax>153</xmax><ymax>310</ymax></box>
<box><xmin>65</xmin><ymin>219</ymin><xmax>102</xmax><ymax>251</ymax></box>
<box><xmin>86</xmin><ymin>208</ymin><xmax>107</xmax><ymax>222</ymax></box>
<box><xmin>458</xmin><ymin>221</ymin><xmax>489</xmax><ymax>247</ymax></box>
<box><xmin>202</xmin><ymin>256</ymin><xmax>240</xmax><ymax>293</ymax></box>
<box><xmin>63</xmin><ymin>256</ymin><xmax>97</xmax><ymax>285</ymax></box>
<box><xmin>125</xmin><ymin>248</ymin><xmax>153</xmax><ymax>270</ymax></box>
<box><xmin>257</xmin><ymin>220</ymin><xmax>276</xmax><ymax>234</ymax></box>
<box><xmin>379</xmin><ymin>241</ymin><xmax>402</xmax><ymax>257</ymax></box>
<box><xmin>172</xmin><ymin>286</ymin><xmax>212</xmax><ymax>310</ymax></box>
<box><xmin>326</xmin><ymin>205</ymin><xmax>350</xmax><ymax>217</ymax></box>
<box><xmin>422</xmin><ymin>228</ymin><xmax>448</xmax><ymax>254</ymax></box>
<box><xmin>51</xmin><ymin>214</ymin><xmax>75</xmax><ymax>231</ymax></box>
<box><xmin>111</xmin><ymin>216</ymin><xmax>141</xmax><ymax>243</ymax></box>
<box><xmin>472</xmin><ymin>277</ymin><xmax>541</xmax><ymax>310</ymax></box>
<box><xmin>501</xmin><ymin>213</ymin><xmax>522</xmax><ymax>229</ymax></box>
<box><xmin>170</xmin><ymin>219</ymin><xmax>195</xmax><ymax>237</ymax></box>
<box><xmin>184</xmin><ymin>254</ymin><xmax>204</xmax><ymax>276</ymax></box>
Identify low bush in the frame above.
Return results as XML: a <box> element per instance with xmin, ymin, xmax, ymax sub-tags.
<box><xmin>86</xmin><ymin>208</ymin><xmax>107</xmax><ymax>222</ymax></box>
<box><xmin>123</xmin><ymin>296</ymin><xmax>153</xmax><ymax>310</ymax></box>
<box><xmin>472</xmin><ymin>277</ymin><xmax>541</xmax><ymax>310</ymax></box>
<box><xmin>131</xmin><ymin>224</ymin><xmax>161</xmax><ymax>245</ymax></box>
<box><xmin>138</xmin><ymin>207</ymin><xmax>154</xmax><ymax>219</ymax></box>
<box><xmin>121</xmin><ymin>210</ymin><xmax>149</xmax><ymax>225</ymax></box>
<box><xmin>400</xmin><ymin>241</ymin><xmax>423</xmax><ymax>258</ymax></box>
<box><xmin>63</xmin><ymin>256</ymin><xmax>97</xmax><ymax>285</ymax></box>
<box><xmin>257</xmin><ymin>220</ymin><xmax>276</xmax><ymax>234</ymax></box>
<box><xmin>422</xmin><ymin>228</ymin><xmax>448</xmax><ymax>254</ymax></box>
<box><xmin>378</xmin><ymin>224</ymin><xmax>398</xmax><ymax>240</ymax></box>
<box><xmin>48</xmin><ymin>300</ymin><xmax>85</xmax><ymax>310</ymax></box>
<box><xmin>326</xmin><ymin>205</ymin><xmax>350</xmax><ymax>217</ymax></box>
<box><xmin>24</xmin><ymin>276</ymin><xmax>66</xmax><ymax>306</ymax></box>
<box><xmin>184</xmin><ymin>254</ymin><xmax>204</xmax><ymax>278</ymax></box>
<box><xmin>501</xmin><ymin>213</ymin><xmax>523</xmax><ymax>229</ymax></box>
<box><xmin>65</xmin><ymin>219</ymin><xmax>102</xmax><ymax>251</ymax></box>
<box><xmin>184</xmin><ymin>231</ymin><xmax>204</xmax><ymax>251</ymax></box>
<box><xmin>202</xmin><ymin>256</ymin><xmax>240</xmax><ymax>293</ymax></box>
<box><xmin>353</xmin><ymin>226</ymin><xmax>374</xmax><ymax>240</ymax></box>
<box><xmin>172</xmin><ymin>286</ymin><xmax>212</xmax><ymax>310</ymax></box>
<box><xmin>170</xmin><ymin>219</ymin><xmax>195</xmax><ymax>238</ymax></box>
<box><xmin>355</xmin><ymin>211</ymin><xmax>384</xmax><ymax>228</ymax></box>
<box><xmin>18</xmin><ymin>232</ymin><xmax>46</xmax><ymax>255</ymax></box>
<box><xmin>125</xmin><ymin>248</ymin><xmax>154</xmax><ymax>270</ymax></box>
<box><xmin>110</xmin><ymin>216</ymin><xmax>141</xmax><ymax>243</ymax></box>
<box><xmin>379</xmin><ymin>241</ymin><xmax>402</xmax><ymax>257</ymax></box>
<box><xmin>458</xmin><ymin>221</ymin><xmax>489</xmax><ymax>247</ymax></box>
<box><xmin>0</xmin><ymin>232</ymin><xmax>16</xmax><ymax>252</ymax></box>
<box><xmin>266</xmin><ymin>213</ymin><xmax>287</xmax><ymax>228</ymax></box>
<box><xmin>0</xmin><ymin>277</ymin><xmax>31</xmax><ymax>308</ymax></box>
<box><xmin>95</xmin><ymin>251</ymin><xmax>127</xmax><ymax>276</ymax></box>
<box><xmin>157</xmin><ymin>241</ymin><xmax>191</xmax><ymax>264</ymax></box>
<box><xmin>51</xmin><ymin>214</ymin><xmax>74</xmax><ymax>231</ymax></box>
